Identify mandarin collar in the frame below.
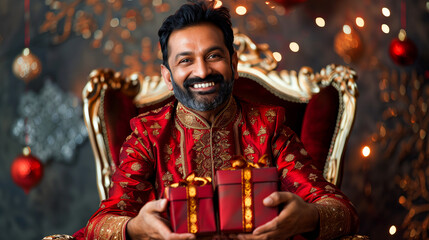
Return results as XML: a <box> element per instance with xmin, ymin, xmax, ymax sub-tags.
<box><xmin>176</xmin><ymin>97</ymin><xmax>237</xmax><ymax>129</ymax></box>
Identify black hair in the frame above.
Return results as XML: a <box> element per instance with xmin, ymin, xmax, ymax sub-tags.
<box><xmin>158</xmin><ymin>1</ymin><xmax>234</xmax><ymax>68</ymax></box>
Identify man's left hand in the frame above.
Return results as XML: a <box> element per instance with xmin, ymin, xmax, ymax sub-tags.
<box><xmin>236</xmin><ymin>192</ymin><xmax>319</xmax><ymax>240</ymax></box>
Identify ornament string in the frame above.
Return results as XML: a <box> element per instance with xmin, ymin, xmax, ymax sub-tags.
<box><xmin>401</xmin><ymin>0</ymin><xmax>406</xmax><ymax>30</ymax></box>
<box><xmin>24</xmin><ymin>0</ymin><xmax>30</xmax><ymax>47</ymax></box>
<box><xmin>24</xmin><ymin>0</ymin><xmax>30</xmax><ymax>148</ymax></box>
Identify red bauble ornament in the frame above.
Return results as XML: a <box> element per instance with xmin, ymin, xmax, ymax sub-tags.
<box><xmin>389</xmin><ymin>37</ymin><xmax>418</xmax><ymax>66</ymax></box>
<box><xmin>11</xmin><ymin>147</ymin><xmax>44</xmax><ymax>194</ymax></box>
<box><xmin>271</xmin><ymin>0</ymin><xmax>307</xmax><ymax>8</ymax></box>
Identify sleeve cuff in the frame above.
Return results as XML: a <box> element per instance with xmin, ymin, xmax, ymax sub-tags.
<box><xmin>314</xmin><ymin>198</ymin><xmax>354</xmax><ymax>240</ymax></box>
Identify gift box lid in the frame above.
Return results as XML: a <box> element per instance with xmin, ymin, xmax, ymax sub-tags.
<box><xmin>216</xmin><ymin>167</ymin><xmax>278</xmax><ymax>185</ymax></box>
<box><xmin>166</xmin><ymin>184</ymin><xmax>213</xmax><ymax>201</ymax></box>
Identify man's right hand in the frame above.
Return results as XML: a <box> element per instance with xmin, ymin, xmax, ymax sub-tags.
<box><xmin>126</xmin><ymin>199</ymin><xmax>196</xmax><ymax>240</ymax></box>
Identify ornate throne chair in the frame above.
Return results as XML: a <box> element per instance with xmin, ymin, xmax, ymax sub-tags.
<box><xmin>84</xmin><ymin>32</ymin><xmax>358</xmax><ymax>201</ymax></box>
<box><xmin>42</xmin><ymin>33</ymin><xmax>362</xmax><ymax>240</ymax></box>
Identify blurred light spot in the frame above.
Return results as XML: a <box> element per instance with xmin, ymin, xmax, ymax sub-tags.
<box><xmin>381</xmin><ymin>24</ymin><xmax>390</xmax><ymax>33</ymax></box>
<box><xmin>362</xmin><ymin>146</ymin><xmax>370</xmax><ymax>157</ymax></box>
<box><xmin>289</xmin><ymin>42</ymin><xmax>299</xmax><ymax>52</ymax></box>
<box><xmin>315</xmin><ymin>17</ymin><xmax>325</xmax><ymax>27</ymax></box>
<box><xmin>110</xmin><ymin>18</ymin><xmax>119</xmax><ymax>27</ymax></box>
<box><xmin>214</xmin><ymin>0</ymin><xmax>222</xmax><ymax>8</ymax></box>
<box><xmin>23</xmin><ymin>48</ymin><xmax>30</xmax><ymax>56</ymax></box>
<box><xmin>398</xmin><ymin>29</ymin><xmax>407</xmax><ymax>41</ymax></box>
<box><xmin>355</xmin><ymin>17</ymin><xmax>365</xmax><ymax>27</ymax></box>
<box><xmin>382</xmin><ymin>7</ymin><xmax>391</xmax><ymax>17</ymax></box>
<box><xmin>94</xmin><ymin>30</ymin><xmax>103</xmax><ymax>40</ymax></box>
<box><xmin>236</xmin><ymin>6</ymin><xmax>247</xmax><ymax>15</ymax></box>
<box><xmin>389</xmin><ymin>225</ymin><xmax>396</xmax><ymax>235</ymax></box>
<box><xmin>152</xmin><ymin>0</ymin><xmax>162</xmax><ymax>6</ymax></box>
<box><xmin>399</xmin><ymin>196</ymin><xmax>406</xmax><ymax>205</ymax></box>
<box><xmin>273</xmin><ymin>52</ymin><xmax>282</xmax><ymax>61</ymax></box>
<box><xmin>343</xmin><ymin>24</ymin><xmax>351</xmax><ymax>34</ymax></box>
<box><xmin>426</xmin><ymin>2</ymin><xmax>429</xmax><ymax>11</ymax></box>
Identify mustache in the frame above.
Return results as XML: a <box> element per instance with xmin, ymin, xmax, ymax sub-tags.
<box><xmin>183</xmin><ymin>74</ymin><xmax>224</xmax><ymax>88</ymax></box>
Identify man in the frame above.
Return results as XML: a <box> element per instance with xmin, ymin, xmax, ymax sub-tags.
<box><xmin>82</xmin><ymin>1</ymin><xmax>358</xmax><ymax>239</ymax></box>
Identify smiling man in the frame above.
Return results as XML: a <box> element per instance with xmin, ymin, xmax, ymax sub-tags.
<box><xmin>81</xmin><ymin>1</ymin><xmax>359</xmax><ymax>240</ymax></box>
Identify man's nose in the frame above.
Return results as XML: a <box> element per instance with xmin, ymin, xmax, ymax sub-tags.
<box><xmin>193</xmin><ymin>58</ymin><xmax>211</xmax><ymax>79</ymax></box>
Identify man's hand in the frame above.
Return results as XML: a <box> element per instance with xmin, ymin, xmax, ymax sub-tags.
<box><xmin>236</xmin><ymin>192</ymin><xmax>319</xmax><ymax>240</ymax></box>
<box><xmin>126</xmin><ymin>199</ymin><xmax>196</xmax><ymax>240</ymax></box>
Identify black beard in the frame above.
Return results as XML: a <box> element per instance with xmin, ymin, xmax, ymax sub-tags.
<box><xmin>171</xmin><ymin>73</ymin><xmax>234</xmax><ymax>112</ymax></box>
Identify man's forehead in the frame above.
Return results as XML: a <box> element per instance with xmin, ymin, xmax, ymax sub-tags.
<box><xmin>167</xmin><ymin>23</ymin><xmax>226</xmax><ymax>55</ymax></box>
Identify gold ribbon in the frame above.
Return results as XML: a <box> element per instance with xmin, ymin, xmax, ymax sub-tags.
<box><xmin>227</xmin><ymin>155</ymin><xmax>269</xmax><ymax>232</ymax></box>
<box><xmin>169</xmin><ymin>173</ymin><xmax>211</xmax><ymax>234</ymax></box>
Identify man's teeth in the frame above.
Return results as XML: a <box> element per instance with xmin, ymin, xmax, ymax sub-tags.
<box><xmin>193</xmin><ymin>82</ymin><xmax>215</xmax><ymax>89</ymax></box>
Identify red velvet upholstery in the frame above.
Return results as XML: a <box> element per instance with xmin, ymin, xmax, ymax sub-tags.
<box><xmin>101</xmin><ymin>76</ymin><xmax>339</xmax><ymax>174</ymax></box>
<box><xmin>300</xmin><ymin>86</ymin><xmax>339</xmax><ymax>171</ymax></box>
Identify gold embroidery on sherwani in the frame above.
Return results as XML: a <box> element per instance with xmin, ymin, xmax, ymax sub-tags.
<box><xmin>300</xmin><ymin>148</ymin><xmax>308</xmax><ymax>156</ymax></box>
<box><xmin>163</xmin><ymin>144</ymin><xmax>172</xmax><ymax>163</ymax></box>
<box><xmin>257</xmin><ymin>126</ymin><xmax>267</xmax><ymax>136</ymax></box>
<box><xmin>233</xmin><ymin>114</ymin><xmax>242</xmax><ymax>156</ymax></box>
<box><xmin>248</xmin><ymin>108</ymin><xmax>260</xmax><ymax>117</ymax></box>
<box><xmin>212</xmin><ymin>129</ymin><xmax>232</xmax><ymax>170</ymax></box>
<box><xmin>175</xmin><ymin>120</ymin><xmax>187</xmax><ymax>178</ymax></box>
<box><xmin>192</xmin><ymin>129</ymin><xmax>204</xmax><ymax>141</ymax></box>
<box><xmin>117</xmin><ymin>200</ymin><xmax>126</xmax><ymax>210</ymax></box>
<box><xmin>119</xmin><ymin>182</ymin><xmax>128</xmax><ymax>188</ymax></box>
<box><xmin>126</xmin><ymin>148</ymin><xmax>135</xmax><ymax>155</ymax></box>
<box><xmin>243</xmin><ymin>130</ymin><xmax>250</xmax><ymax>136</ymax></box>
<box><xmin>265</xmin><ymin>109</ymin><xmax>276</xmax><ymax>123</ymax></box>
<box><xmin>95</xmin><ymin>214</ymin><xmax>130</xmax><ymax>240</ymax></box>
<box><xmin>309</xmin><ymin>173</ymin><xmax>318</xmax><ymax>181</ymax></box>
<box><xmin>294</xmin><ymin>161</ymin><xmax>304</xmax><ymax>170</ymax></box>
<box><xmin>314</xmin><ymin>198</ymin><xmax>352</xmax><ymax>240</ymax></box>
<box><xmin>162</xmin><ymin>171</ymin><xmax>173</xmax><ymax>186</ymax></box>
<box><xmin>121</xmin><ymin>193</ymin><xmax>130</xmax><ymax>199</ymax></box>
<box><xmin>136</xmin><ymin>183</ymin><xmax>146</xmax><ymax>191</ymax></box>
<box><xmin>259</xmin><ymin>136</ymin><xmax>266</xmax><ymax>145</ymax></box>
<box><xmin>282</xmin><ymin>168</ymin><xmax>288</xmax><ymax>178</ymax></box>
<box><xmin>131</xmin><ymin>163</ymin><xmax>142</xmax><ymax>171</ymax></box>
<box><xmin>193</xmin><ymin>133</ymin><xmax>211</xmax><ymax>177</ymax></box>
<box><xmin>285</xmin><ymin>154</ymin><xmax>295</xmax><ymax>162</ymax></box>
<box><xmin>244</xmin><ymin>145</ymin><xmax>255</xmax><ymax>155</ymax></box>
<box><xmin>165</xmin><ymin>112</ymin><xmax>171</xmax><ymax>120</ymax></box>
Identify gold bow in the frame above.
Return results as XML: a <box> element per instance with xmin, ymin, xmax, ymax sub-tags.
<box><xmin>168</xmin><ymin>172</ymin><xmax>211</xmax><ymax>234</ymax></box>
<box><xmin>228</xmin><ymin>154</ymin><xmax>269</xmax><ymax>170</ymax></box>
<box><xmin>170</xmin><ymin>172</ymin><xmax>211</xmax><ymax>188</ymax></box>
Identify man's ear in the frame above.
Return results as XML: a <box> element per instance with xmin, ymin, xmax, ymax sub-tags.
<box><xmin>161</xmin><ymin>64</ymin><xmax>174</xmax><ymax>91</ymax></box>
<box><xmin>232</xmin><ymin>51</ymin><xmax>239</xmax><ymax>80</ymax></box>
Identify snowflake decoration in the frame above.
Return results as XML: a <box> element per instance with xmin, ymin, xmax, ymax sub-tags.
<box><xmin>12</xmin><ymin>79</ymin><xmax>88</xmax><ymax>163</ymax></box>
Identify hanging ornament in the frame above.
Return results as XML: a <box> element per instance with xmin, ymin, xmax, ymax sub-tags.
<box><xmin>271</xmin><ymin>0</ymin><xmax>307</xmax><ymax>9</ymax></box>
<box><xmin>12</xmin><ymin>48</ymin><xmax>42</xmax><ymax>82</ymax></box>
<box><xmin>334</xmin><ymin>25</ymin><xmax>363</xmax><ymax>63</ymax></box>
<box><xmin>389</xmin><ymin>30</ymin><xmax>417</xmax><ymax>66</ymax></box>
<box><xmin>10</xmin><ymin>147</ymin><xmax>44</xmax><ymax>194</ymax></box>
<box><xmin>389</xmin><ymin>0</ymin><xmax>418</xmax><ymax>66</ymax></box>
<box><xmin>12</xmin><ymin>0</ymin><xmax>42</xmax><ymax>83</ymax></box>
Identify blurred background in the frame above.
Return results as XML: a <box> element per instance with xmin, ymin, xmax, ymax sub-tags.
<box><xmin>1</xmin><ymin>0</ymin><xmax>428</xmax><ymax>239</ymax></box>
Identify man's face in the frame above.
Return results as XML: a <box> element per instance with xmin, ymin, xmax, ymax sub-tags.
<box><xmin>161</xmin><ymin>23</ymin><xmax>238</xmax><ymax>112</ymax></box>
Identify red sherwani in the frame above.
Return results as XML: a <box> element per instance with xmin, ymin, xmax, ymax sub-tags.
<box><xmin>81</xmin><ymin>97</ymin><xmax>358</xmax><ymax>239</ymax></box>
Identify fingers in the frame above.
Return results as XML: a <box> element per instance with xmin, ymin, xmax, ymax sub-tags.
<box><xmin>167</xmin><ymin>232</ymin><xmax>196</xmax><ymax>240</ymax></box>
<box><xmin>263</xmin><ymin>191</ymin><xmax>293</xmax><ymax>207</ymax></box>
<box><xmin>144</xmin><ymin>198</ymin><xmax>168</xmax><ymax>213</ymax></box>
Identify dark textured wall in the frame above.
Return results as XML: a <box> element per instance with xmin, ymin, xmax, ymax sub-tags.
<box><xmin>1</xmin><ymin>0</ymin><xmax>428</xmax><ymax>239</ymax></box>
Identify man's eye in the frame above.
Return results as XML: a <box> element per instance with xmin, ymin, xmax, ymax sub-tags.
<box><xmin>208</xmin><ymin>54</ymin><xmax>221</xmax><ymax>60</ymax></box>
<box><xmin>179</xmin><ymin>59</ymin><xmax>190</xmax><ymax>64</ymax></box>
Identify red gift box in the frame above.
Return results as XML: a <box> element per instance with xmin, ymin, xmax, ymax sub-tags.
<box><xmin>216</xmin><ymin>166</ymin><xmax>278</xmax><ymax>233</ymax></box>
<box><xmin>165</xmin><ymin>182</ymin><xmax>217</xmax><ymax>235</ymax></box>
